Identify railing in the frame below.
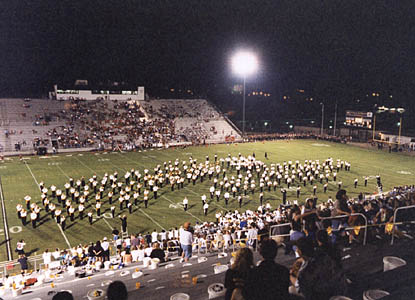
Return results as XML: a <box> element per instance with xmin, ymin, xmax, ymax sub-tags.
<box><xmin>320</xmin><ymin>213</ymin><xmax>368</xmax><ymax>246</ymax></box>
<box><xmin>268</xmin><ymin>213</ymin><xmax>368</xmax><ymax>246</ymax></box>
<box><xmin>391</xmin><ymin>204</ymin><xmax>415</xmax><ymax>245</ymax></box>
<box><xmin>269</xmin><ymin>223</ymin><xmax>291</xmax><ymax>239</ymax></box>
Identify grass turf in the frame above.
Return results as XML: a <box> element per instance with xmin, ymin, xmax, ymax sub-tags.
<box><xmin>0</xmin><ymin>140</ymin><xmax>414</xmax><ymax>262</ymax></box>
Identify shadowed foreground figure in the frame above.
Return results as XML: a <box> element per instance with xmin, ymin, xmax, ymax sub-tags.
<box><xmin>107</xmin><ymin>280</ymin><xmax>128</xmax><ymax>300</ymax></box>
<box><xmin>52</xmin><ymin>291</ymin><xmax>73</xmax><ymax>300</ymax></box>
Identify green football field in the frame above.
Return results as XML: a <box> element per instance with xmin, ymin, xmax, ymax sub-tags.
<box><xmin>0</xmin><ymin>140</ymin><xmax>414</xmax><ymax>262</ymax></box>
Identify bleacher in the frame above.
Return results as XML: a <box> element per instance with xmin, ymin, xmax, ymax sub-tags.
<box><xmin>0</xmin><ymin>98</ymin><xmax>241</xmax><ymax>154</ymax></box>
<box><xmin>3</xmin><ymin>232</ymin><xmax>415</xmax><ymax>299</ymax></box>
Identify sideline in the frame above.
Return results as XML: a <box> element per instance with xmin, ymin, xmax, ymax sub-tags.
<box><xmin>0</xmin><ymin>177</ymin><xmax>12</xmax><ymax>261</ymax></box>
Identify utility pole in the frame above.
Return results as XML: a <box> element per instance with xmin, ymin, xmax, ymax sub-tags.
<box><xmin>333</xmin><ymin>101</ymin><xmax>337</xmax><ymax>136</ymax></box>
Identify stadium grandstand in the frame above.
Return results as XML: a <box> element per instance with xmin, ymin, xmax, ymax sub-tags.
<box><xmin>0</xmin><ymin>88</ymin><xmax>414</xmax><ymax>300</ymax></box>
<box><xmin>0</xmin><ymin>96</ymin><xmax>241</xmax><ymax>155</ymax></box>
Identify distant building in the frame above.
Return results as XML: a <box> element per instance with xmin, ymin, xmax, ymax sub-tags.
<box><xmin>50</xmin><ymin>80</ymin><xmax>145</xmax><ymax>101</ymax></box>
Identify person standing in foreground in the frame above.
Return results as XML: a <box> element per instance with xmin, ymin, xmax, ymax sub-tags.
<box><xmin>254</xmin><ymin>239</ymin><xmax>289</xmax><ymax>300</ymax></box>
<box><xmin>179</xmin><ymin>222</ymin><xmax>193</xmax><ymax>263</ymax></box>
<box><xmin>224</xmin><ymin>248</ymin><xmax>256</xmax><ymax>300</ymax></box>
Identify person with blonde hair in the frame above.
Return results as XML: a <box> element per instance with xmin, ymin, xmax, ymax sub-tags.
<box><xmin>224</xmin><ymin>248</ymin><xmax>255</xmax><ymax>300</ymax></box>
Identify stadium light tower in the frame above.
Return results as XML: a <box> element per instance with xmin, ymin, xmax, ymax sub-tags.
<box><xmin>231</xmin><ymin>51</ymin><xmax>258</xmax><ymax>137</ymax></box>
<box><xmin>320</xmin><ymin>102</ymin><xmax>324</xmax><ymax>136</ymax></box>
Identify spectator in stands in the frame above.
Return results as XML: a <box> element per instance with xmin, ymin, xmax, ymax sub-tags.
<box><xmin>285</xmin><ymin>219</ymin><xmax>305</xmax><ymax>255</ymax></box>
<box><xmin>331</xmin><ymin>189</ymin><xmax>351</xmax><ymax>230</ymax></box>
<box><xmin>121</xmin><ymin>248</ymin><xmax>132</xmax><ymax>265</ymax></box>
<box><xmin>290</xmin><ymin>237</ymin><xmax>347</xmax><ymax>300</ymax></box>
<box><xmin>107</xmin><ymin>280</ymin><xmax>128</xmax><ymax>300</ymax></box>
<box><xmin>254</xmin><ymin>239</ymin><xmax>289</xmax><ymax>299</ymax></box>
<box><xmin>43</xmin><ymin>249</ymin><xmax>52</xmax><ymax>269</ymax></box>
<box><xmin>101</xmin><ymin>237</ymin><xmax>110</xmax><ymax>262</ymax></box>
<box><xmin>179</xmin><ymin>222</ymin><xmax>193</xmax><ymax>263</ymax></box>
<box><xmin>315</xmin><ymin>229</ymin><xmax>341</xmax><ymax>268</ymax></box>
<box><xmin>93</xmin><ymin>240</ymin><xmax>104</xmax><ymax>263</ymax></box>
<box><xmin>52</xmin><ymin>291</ymin><xmax>74</xmax><ymax>300</ymax></box>
<box><xmin>224</xmin><ymin>247</ymin><xmax>256</xmax><ymax>300</ymax></box>
<box><xmin>18</xmin><ymin>253</ymin><xmax>28</xmax><ymax>274</ymax></box>
<box><xmin>149</xmin><ymin>242</ymin><xmax>167</xmax><ymax>263</ymax></box>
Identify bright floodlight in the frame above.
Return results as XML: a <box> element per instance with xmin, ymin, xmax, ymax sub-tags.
<box><xmin>232</xmin><ymin>51</ymin><xmax>258</xmax><ymax>77</ymax></box>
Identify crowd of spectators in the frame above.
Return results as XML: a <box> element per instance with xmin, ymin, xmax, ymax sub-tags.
<box><xmin>247</xmin><ymin>132</ymin><xmax>349</xmax><ymax>143</ymax></box>
<box><xmin>1</xmin><ymin>98</ymin><xmax>239</xmax><ymax>153</ymax></box>
<box><xmin>10</xmin><ymin>181</ymin><xmax>415</xmax><ymax>299</ymax></box>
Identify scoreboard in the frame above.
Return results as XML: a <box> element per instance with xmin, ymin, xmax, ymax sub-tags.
<box><xmin>345</xmin><ymin>111</ymin><xmax>373</xmax><ymax>129</ymax></box>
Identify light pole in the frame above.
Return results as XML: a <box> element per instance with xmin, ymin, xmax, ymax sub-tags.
<box><xmin>320</xmin><ymin>102</ymin><xmax>324</xmax><ymax>136</ymax></box>
<box><xmin>231</xmin><ymin>51</ymin><xmax>258</xmax><ymax>137</ymax></box>
<box><xmin>333</xmin><ymin>101</ymin><xmax>337</xmax><ymax>136</ymax></box>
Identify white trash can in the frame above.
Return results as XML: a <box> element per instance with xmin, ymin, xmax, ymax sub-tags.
<box><xmin>383</xmin><ymin>256</ymin><xmax>406</xmax><ymax>272</ymax></box>
<box><xmin>208</xmin><ymin>283</ymin><xmax>226</xmax><ymax>299</ymax></box>
<box><xmin>363</xmin><ymin>289</ymin><xmax>390</xmax><ymax>300</ymax></box>
<box><xmin>170</xmin><ymin>293</ymin><xmax>190</xmax><ymax>300</ymax></box>
<box><xmin>87</xmin><ymin>288</ymin><xmax>106</xmax><ymax>300</ymax></box>
<box><xmin>104</xmin><ymin>261</ymin><xmax>111</xmax><ymax>270</ymax></box>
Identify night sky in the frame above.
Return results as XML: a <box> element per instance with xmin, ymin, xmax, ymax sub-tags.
<box><xmin>1</xmin><ymin>1</ymin><xmax>415</xmax><ymax>128</ymax></box>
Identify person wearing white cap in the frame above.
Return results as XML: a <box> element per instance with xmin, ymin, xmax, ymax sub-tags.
<box><xmin>30</xmin><ymin>210</ymin><xmax>37</xmax><ymax>228</ymax></box>
<box><xmin>24</xmin><ymin>195</ymin><xmax>31</xmax><ymax>210</ymax></box>
<box><xmin>102</xmin><ymin>237</ymin><xmax>110</xmax><ymax>261</ymax></box>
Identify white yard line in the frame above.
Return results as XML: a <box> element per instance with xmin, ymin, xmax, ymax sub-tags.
<box><xmin>56</xmin><ymin>164</ymin><xmax>70</xmax><ymax>179</ymax></box>
<box><xmin>139</xmin><ymin>209</ymin><xmax>166</xmax><ymax>231</ymax></box>
<box><xmin>73</xmin><ymin>156</ymin><xmax>96</xmax><ymax>174</ymax></box>
<box><xmin>102</xmin><ymin>217</ymin><xmax>114</xmax><ymax>230</ymax></box>
<box><xmin>107</xmin><ymin>159</ymin><xmax>128</xmax><ymax>173</ymax></box>
<box><xmin>0</xmin><ymin>177</ymin><xmax>12</xmax><ymax>260</ymax></box>
<box><xmin>161</xmin><ymin>195</ymin><xmax>203</xmax><ymax>222</ymax></box>
<box><xmin>115</xmin><ymin>152</ymin><xmax>145</xmax><ymax>168</ymax></box>
<box><xmin>23</xmin><ymin>162</ymin><xmax>72</xmax><ymax>249</ymax></box>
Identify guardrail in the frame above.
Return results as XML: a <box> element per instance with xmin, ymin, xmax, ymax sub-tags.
<box><xmin>391</xmin><ymin>204</ymin><xmax>415</xmax><ymax>245</ymax></box>
<box><xmin>268</xmin><ymin>213</ymin><xmax>368</xmax><ymax>246</ymax></box>
<box><xmin>320</xmin><ymin>213</ymin><xmax>368</xmax><ymax>246</ymax></box>
<box><xmin>269</xmin><ymin>223</ymin><xmax>291</xmax><ymax>239</ymax></box>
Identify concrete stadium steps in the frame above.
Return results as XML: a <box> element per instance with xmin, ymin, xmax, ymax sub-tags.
<box><xmin>9</xmin><ymin>238</ymin><xmax>415</xmax><ymax>300</ymax></box>
<box><xmin>0</xmin><ymin>98</ymin><xmax>241</xmax><ymax>153</ymax></box>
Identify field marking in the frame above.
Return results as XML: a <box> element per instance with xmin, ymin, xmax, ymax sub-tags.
<box><xmin>23</xmin><ymin>162</ymin><xmax>72</xmax><ymax>249</ymax></box>
<box><xmin>397</xmin><ymin>170</ymin><xmax>412</xmax><ymax>175</ymax></box>
<box><xmin>161</xmin><ymin>195</ymin><xmax>202</xmax><ymax>222</ymax></box>
<box><xmin>73</xmin><ymin>156</ymin><xmax>96</xmax><ymax>174</ymax></box>
<box><xmin>0</xmin><ymin>177</ymin><xmax>12</xmax><ymax>260</ymax></box>
<box><xmin>107</xmin><ymin>159</ymin><xmax>128</xmax><ymax>173</ymax></box>
<box><xmin>9</xmin><ymin>226</ymin><xmax>22</xmax><ymax>234</ymax></box>
<box><xmin>115</xmin><ymin>152</ymin><xmax>144</xmax><ymax>168</ymax></box>
<box><xmin>311</xmin><ymin>143</ymin><xmax>330</xmax><ymax>147</ymax></box>
<box><xmin>56</xmin><ymin>164</ymin><xmax>70</xmax><ymax>179</ymax></box>
<box><xmin>139</xmin><ymin>209</ymin><xmax>166</xmax><ymax>231</ymax></box>
<box><xmin>102</xmin><ymin>217</ymin><xmax>114</xmax><ymax>230</ymax></box>
<box><xmin>183</xmin><ymin>187</ymin><xmax>228</xmax><ymax>211</ymax></box>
